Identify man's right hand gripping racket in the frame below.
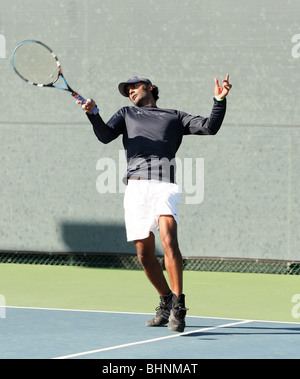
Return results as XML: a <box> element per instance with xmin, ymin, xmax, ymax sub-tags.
<box><xmin>11</xmin><ymin>40</ymin><xmax>99</xmax><ymax>115</ymax></box>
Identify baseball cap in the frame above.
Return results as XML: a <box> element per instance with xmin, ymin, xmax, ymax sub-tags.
<box><xmin>118</xmin><ymin>76</ymin><xmax>152</xmax><ymax>97</ymax></box>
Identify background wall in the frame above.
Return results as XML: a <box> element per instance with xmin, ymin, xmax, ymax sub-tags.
<box><xmin>0</xmin><ymin>0</ymin><xmax>299</xmax><ymax>259</ymax></box>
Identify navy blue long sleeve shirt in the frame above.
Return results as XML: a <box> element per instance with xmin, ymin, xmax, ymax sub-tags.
<box><xmin>87</xmin><ymin>98</ymin><xmax>226</xmax><ymax>183</ymax></box>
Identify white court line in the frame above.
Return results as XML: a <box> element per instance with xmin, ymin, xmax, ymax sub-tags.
<box><xmin>5</xmin><ymin>305</ymin><xmax>153</xmax><ymax>316</ymax></box>
<box><xmin>6</xmin><ymin>305</ymin><xmax>300</xmax><ymax>324</ymax></box>
<box><xmin>52</xmin><ymin>319</ymin><xmax>252</xmax><ymax>359</ymax></box>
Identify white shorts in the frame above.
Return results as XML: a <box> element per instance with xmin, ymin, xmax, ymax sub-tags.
<box><xmin>124</xmin><ymin>180</ymin><xmax>181</xmax><ymax>242</ymax></box>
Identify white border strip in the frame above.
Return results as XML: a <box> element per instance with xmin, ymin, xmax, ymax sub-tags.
<box><xmin>52</xmin><ymin>319</ymin><xmax>252</xmax><ymax>359</ymax></box>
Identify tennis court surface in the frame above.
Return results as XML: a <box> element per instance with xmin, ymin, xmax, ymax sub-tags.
<box><xmin>1</xmin><ymin>306</ymin><xmax>299</xmax><ymax>360</ymax></box>
<box><xmin>0</xmin><ymin>264</ymin><xmax>299</xmax><ymax>360</ymax></box>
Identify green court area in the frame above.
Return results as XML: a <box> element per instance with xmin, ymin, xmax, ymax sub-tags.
<box><xmin>0</xmin><ymin>263</ymin><xmax>299</xmax><ymax>323</ymax></box>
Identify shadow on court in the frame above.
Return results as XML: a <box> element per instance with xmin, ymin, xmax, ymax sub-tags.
<box><xmin>183</xmin><ymin>325</ymin><xmax>300</xmax><ymax>338</ymax></box>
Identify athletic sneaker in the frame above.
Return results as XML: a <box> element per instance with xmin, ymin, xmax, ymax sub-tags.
<box><xmin>168</xmin><ymin>294</ymin><xmax>188</xmax><ymax>332</ymax></box>
<box><xmin>146</xmin><ymin>292</ymin><xmax>173</xmax><ymax>327</ymax></box>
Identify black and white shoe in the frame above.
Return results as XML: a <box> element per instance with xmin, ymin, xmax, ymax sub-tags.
<box><xmin>146</xmin><ymin>292</ymin><xmax>173</xmax><ymax>327</ymax></box>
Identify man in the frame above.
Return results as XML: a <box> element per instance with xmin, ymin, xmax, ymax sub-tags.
<box><xmin>79</xmin><ymin>74</ymin><xmax>232</xmax><ymax>332</ymax></box>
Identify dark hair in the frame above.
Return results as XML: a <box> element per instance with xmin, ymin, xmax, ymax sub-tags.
<box><xmin>151</xmin><ymin>85</ymin><xmax>159</xmax><ymax>102</ymax></box>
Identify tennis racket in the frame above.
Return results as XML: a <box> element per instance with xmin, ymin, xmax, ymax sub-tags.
<box><xmin>11</xmin><ymin>39</ymin><xmax>99</xmax><ymax>115</ymax></box>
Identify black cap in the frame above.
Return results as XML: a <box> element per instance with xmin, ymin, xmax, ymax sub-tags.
<box><xmin>118</xmin><ymin>76</ymin><xmax>152</xmax><ymax>97</ymax></box>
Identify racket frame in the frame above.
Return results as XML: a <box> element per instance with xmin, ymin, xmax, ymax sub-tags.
<box><xmin>11</xmin><ymin>39</ymin><xmax>99</xmax><ymax>114</ymax></box>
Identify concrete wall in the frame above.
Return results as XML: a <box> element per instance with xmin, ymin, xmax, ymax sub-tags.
<box><xmin>0</xmin><ymin>0</ymin><xmax>299</xmax><ymax>259</ymax></box>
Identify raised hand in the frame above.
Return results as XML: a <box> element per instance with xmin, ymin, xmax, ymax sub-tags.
<box><xmin>214</xmin><ymin>73</ymin><xmax>232</xmax><ymax>99</ymax></box>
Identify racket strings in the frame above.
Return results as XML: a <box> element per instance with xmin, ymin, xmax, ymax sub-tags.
<box><xmin>13</xmin><ymin>42</ymin><xmax>59</xmax><ymax>85</ymax></box>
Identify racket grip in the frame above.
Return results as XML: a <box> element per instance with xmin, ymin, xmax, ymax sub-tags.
<box><xmin>75</xmin><ymin>93</ymin><xmax>99</xmax><ymax>115</ymax></box>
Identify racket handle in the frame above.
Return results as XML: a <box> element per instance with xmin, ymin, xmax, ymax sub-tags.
<box><xmin>75</xmin><ymin>93</ymin><xmax>99</xmax><ymax>115</ymax></box>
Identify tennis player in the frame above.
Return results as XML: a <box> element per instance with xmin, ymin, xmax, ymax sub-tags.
<box><xmin>80</xmin><ymin>74</ymin><xmax>231</xmax><ymax>332</ymax></box>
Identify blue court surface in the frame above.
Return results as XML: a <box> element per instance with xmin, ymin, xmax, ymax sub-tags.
<box><xmin>0</xmin><ymin>306</ymin><xmax>299</xmax><ymax>359</ymax></box>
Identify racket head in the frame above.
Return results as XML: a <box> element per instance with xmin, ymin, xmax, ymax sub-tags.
<box><xmin>11</xmin><ymin>40</ymin><xmax>60</xmax><ymax>86</ymax></box>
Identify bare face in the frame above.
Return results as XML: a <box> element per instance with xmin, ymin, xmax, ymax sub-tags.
<box><xmin>126</xmin><ymin>82</ymin><xmax>154</xmax><ymax>107</ymax></box>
